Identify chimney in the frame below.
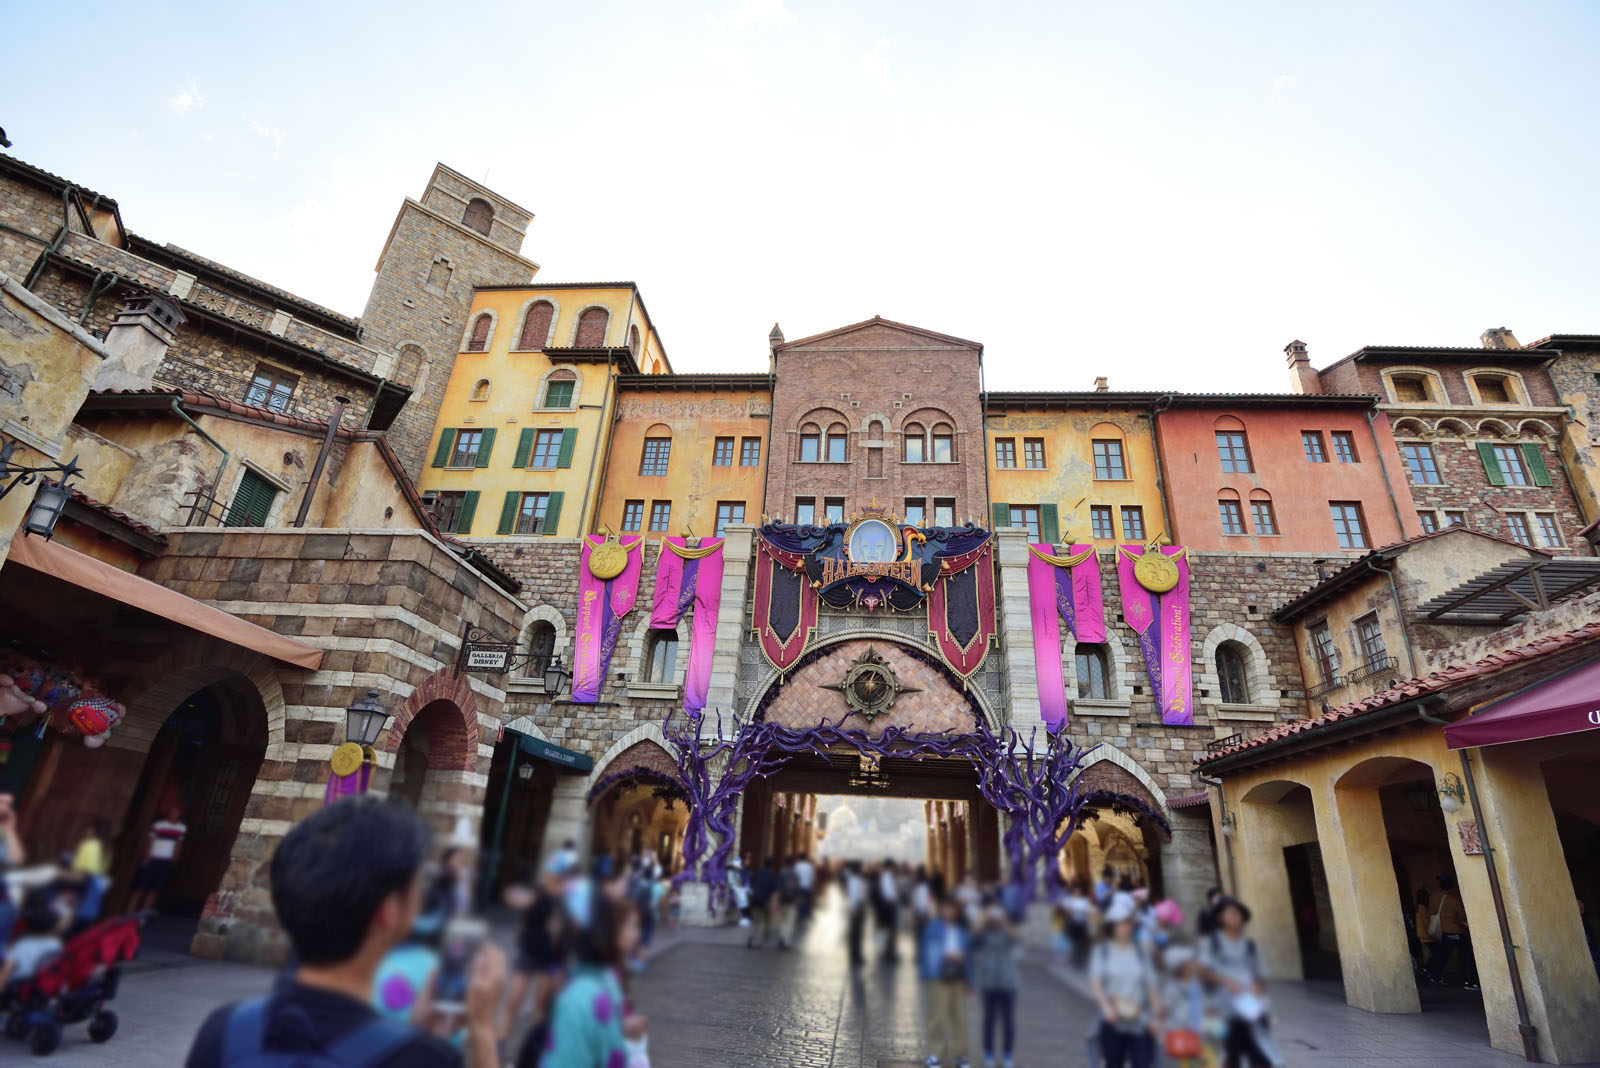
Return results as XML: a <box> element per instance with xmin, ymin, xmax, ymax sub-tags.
<box><xmin>1285</xmin><ymin>339</ymin><xmax>1321</xmax><ymax>395</ymax></box>
<box><xmin>93</xmin><ymin>292</ymin><xmax>186</xmax><ymax>391</ymax></box>
<box><xmin>1093</xmin><ymin>376</ymin><xmax>1109</xmax><ymax>392</ymax></box>
<box><xmin>1481</xmin><ymin>327</ymin><xmax>1520</xmax><ymax>350</ymax></box>
<box><xmin>768</xmin><ymin>322</ymin><xmax>784</xmax><ymax>374</ymax></box>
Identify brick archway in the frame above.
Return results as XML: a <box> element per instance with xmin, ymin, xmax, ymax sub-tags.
<box><xmin>382</xmin><ymin>668</ymin><xmax>479</xmax><ymax>772</ymax></box>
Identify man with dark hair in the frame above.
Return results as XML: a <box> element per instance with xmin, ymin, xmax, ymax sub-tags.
<box><xmin>185</xmin><ymin>797</ymin><xmax>506</xmax><ymax>1067</ymax></box>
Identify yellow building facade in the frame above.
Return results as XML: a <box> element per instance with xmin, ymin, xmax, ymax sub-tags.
<box><xmin>418</xmin><ymin>283</ymin><xmax>670</xmax><ymax>538</ymax></box>
<box><xmin>592</xmin><ymin>374</ymin><xmax>771</xmax><ymax>541</ymax></box>
<box><xmin>983</xmin><ymin>394</ymin><xmax>1169</xmax><ymax>547</ymax></box>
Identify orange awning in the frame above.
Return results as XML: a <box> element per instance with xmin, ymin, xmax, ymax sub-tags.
<box><xmin>6</xmin><ymin>535</ymin><xmax>324</xmax><ymax>671</ymax></box>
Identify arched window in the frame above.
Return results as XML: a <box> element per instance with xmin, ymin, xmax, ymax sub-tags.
<box><xmin>904</xmin><ymin>422</ymin><xmax>926</xmax><ymax>463</ymax></box>
<box><xmin>541</xmin><ymin>369</ymin><xmax>577</xmax><ymax>409</ymax></box>
<box><xmin>470</xmin><ymin>378</ymin><xmax>491</xmax><ymax>402</ymax></box>
<box><xmin>799</xmin><ymin>422</ymin><xmax>821</xmax><ymax>463</ymax></box>
<box><xmin>575</xmin><ymin>307</ymin><xmax>610</xmax><ymax>347</ymax></box>
<box><xmin>644</xmin><ymin>629</ymin><xmax>679</xmax><ymax>682</ymax></box>
<box><xmin>1216</xmin><ymin>642</ymin><xmax>1250</xmax><ymax>704</ymax></box>
<box><xmin>1213</xmin><ymin>416</ymin><xmax>1252</xmax><ymax>473</ymax></box>
<box><xmin>518</xmin><ymin>301</ymin><xmax>555</xmax><ymax>350</ymax></box>
<box><xmin>463</xmin><ymin>198</ymin><xmax>494</xmax><ymax>236</ymax></box>
<box><xmin>425</xmin><ymin>257</ymin><xmax>452</xmax><ymax>294</ymax></box>
<box><xmin>931</xmin><ymin>422</ymin><xmax>954</xmax><ymax>462</ymax></box>
<box><xmin>826</xmin><ymin>424</ymin><xmax>847</xmax><ymax>462</ymax></box>
<box><xmin>1076</xmin><ymin>644</ymin><xmax>1111</xmax><ymax>700</ymax></box>
<box><xmin>629</xmin><ymin>324</ymin><xmax>641</xmax><ymax>357</ymax></box>
<box><xmin>466</xmin><ymin>314</ymin><xmax>493</xmax><ymax>352</ymax></box>
<box><xmin>396</xmin><ymin>344</ymin><xmax>426</xmax><ymax>382</ymax></box>
<box><xmin>526</xmin><ymin>621</ymin><xmax>556</xmax><ymax>676</ymax></box>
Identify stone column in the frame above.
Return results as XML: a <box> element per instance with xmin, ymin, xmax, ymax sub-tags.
<box><xmin>1160</xmin><ymin>809</ymin><xmax>1220</xmax><ymax>936</ymax></box>
<box><xmin>1471</xmin><ymin>747</ymin><xmax>1600</xmax><ymax>1064</ymax></box>
<box><xmin>994</xmin><ymin>528</ymin><xmax>1042</xmax><ymax>733</ymax></box>
<box><xmin>1228</xmin><ymin>786</ymin><xmax>1312</xmax><ymax>981</ymax></box>
<box><xmin>541</xmin><ymin>774</ymin><xmax>593</xmax><ymax>866</ymax></box>
<box><xmin>1313</xmin><ymin>780</ymin><xmax>1419</xmax><ymax>1013</ymax></box>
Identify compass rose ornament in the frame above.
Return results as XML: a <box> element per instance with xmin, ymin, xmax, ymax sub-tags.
<box><xmin>822</xmin><ymin>646</ymin><xmax>920</xmax><ymax>720</ymax></box>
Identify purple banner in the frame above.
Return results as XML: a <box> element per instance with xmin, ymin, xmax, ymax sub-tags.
<box><xmin>1116</xmin><ymin>545</ymin><xmax>1192</xmax><ymax>725</ymax></box>
<box><xmin>573</xmin><ymin>535</ymin><xmax>644</xmax><ymax>703</ymax></box>
<box><xmin>1026</xmin><ymin>544</ymin><xmax>1106</xmax><ymax>732</ymax></box>
<box><xmin>323</xmin><ymin>763</ymin><xmax>371</xmax><ymax>806</ymax></box>
<box><xmin>650</xmin><ymin>537</ymin><xmax>724</xmax><ymax>718</ymax></box>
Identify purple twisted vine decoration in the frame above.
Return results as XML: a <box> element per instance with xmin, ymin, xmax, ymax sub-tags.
<box><xmin>665</xmin><ymin>709</ymin><xmax>1100</xmax><ymax>909</ymax></box>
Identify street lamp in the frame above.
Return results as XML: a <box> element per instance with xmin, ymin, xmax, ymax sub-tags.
<box><xmin>516</xmin><ymin>762</ymin><xmax>535</xmax><ymax>782</ymax></box>
<box><xmin>543</xmin><ymin>654</ymin><xmax>571</xmax><ymax>695</ymax></box>
<box><xmin>345</xmin><ymin>689</ymin><xmax>393</xmax><ymax>748</ymax></box>
<box><xmin>23</xmin><ymin>480</ymin><xmax>72</xmax><ymax>541</ymax></box>
<box><xmin>1219</xmin><ymin>811</ymin><xmax>1238</xmax><ymax>837</ymax></box>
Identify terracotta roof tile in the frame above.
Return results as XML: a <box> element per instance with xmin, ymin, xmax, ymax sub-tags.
<box><xmin>65</xmin><ymin>486</ymin><xmax>166</xmax><ymax>544</ymax></box>
<box><xmin>1196</xmin><ymin>621</ymin><xmax>1600</xmax><ymax>765</ymax></box>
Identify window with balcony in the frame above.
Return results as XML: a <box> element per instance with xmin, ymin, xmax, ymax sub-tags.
<box><xmin>1354</xmin><ymin>614</ymin><xmax>1387</xmax><ymax>671</ymax></box>
<box><xmin>1309</xmin><ymin>621</ymin><xmax>1340</xmax><ymax>687</ymax></box>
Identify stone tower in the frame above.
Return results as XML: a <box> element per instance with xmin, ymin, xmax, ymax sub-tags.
<box><xmin>360</xmin><ymin>164</ymin><xmax>539</xmax><ymax>477</ymax></box>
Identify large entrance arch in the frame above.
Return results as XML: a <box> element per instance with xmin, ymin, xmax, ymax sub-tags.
<box><xmin>378</xmin><ymin>669</ymin><xmax>481</xmax><ymax>840</ymax></box>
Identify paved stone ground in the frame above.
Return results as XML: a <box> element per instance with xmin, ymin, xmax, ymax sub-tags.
<box><xmin>26</xmin><ymin>899</ymin><xmax>1599</xmax><ymax>1067</ymax></box>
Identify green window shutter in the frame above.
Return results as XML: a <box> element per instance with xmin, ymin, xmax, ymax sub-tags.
<box><xmin>1040</xmin><ymin>503</ymin><xmax>1060</xmax><ymax>544</ymax></box>
<box><xmin>513</xmin><ymin>429</ymin><xmax>535</xmax><ymax>469</ymax></box>
<box><xmin>556</xmin><ymin>428</ymin><xmax>578</xmax><ymax>469</ymax></box>
<box><xmin>457</xmin><ymin>490</ymin><xmax>480</xmax><ymax>533</ymax></box>
<box><xmin>991</xmin><ymin>502</ymin><xmax>1010</xmax><ymax>531</ymax></box>
<box><xmin>1522</xmin><ymin>443</ymin><xmax>1552</xmax><ymax>487</ymax></box>
<box><xmin>542</xmin><ymin>491</ymin><xmax>564</xmax><ymax>535</ymax></box>
<box><xmin>432</xmin><ymin>429</ymin><xmax>456</xmax><ymax>468</ymax></box>
<box><xmin>473</xmin><ymin>428</ymin><xmax>496</xmax><ymax>468</ymax></box>
<box><xmin>497</xmin><ymin>491</ymin><xmax>520</xmax><ymax>535</ymax></box>
<box><xmin>1477</xmin><ymin>442</ymin><xmax>1506</xmax><ymax>487</ymax></box>
<box><xmin>225</xmin><ymin>470</ymin><xmax>278</xmax><ymax>527</ymax></box>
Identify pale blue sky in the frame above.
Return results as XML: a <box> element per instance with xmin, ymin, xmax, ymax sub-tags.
<box><xmin>6</xmin><ymin>1</ymin><xmax>1597</xmax><ymax>390</ymax></box>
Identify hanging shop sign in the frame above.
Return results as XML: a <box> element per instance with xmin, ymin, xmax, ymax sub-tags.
<box><xmin>1116</xmin><ymin>543</ymin><xmax>1193</xmax><ymax>725</ymax></box>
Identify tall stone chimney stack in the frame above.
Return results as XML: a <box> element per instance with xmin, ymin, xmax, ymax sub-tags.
<box><xmin>1285</xmin><ymin>339</ymin><xmax>1321</xmax><ymax>395</ymax></box>
<box><xmin>1481</xmin><ymin>327</ymin><xmax>1521</xmax><ymax>350</ymax></box>
<box><xmin>768</xmin><ymin>322</ymin><xmax>784</xmax><ymax>374</ymax></box>
<box><xmin>1093</xmin><ymin>376</ymin><xmax>1109</xmax><ymax>392</ymax></box>
<box><xmin>92</xmin><ymin>292</ymin><xmax>186</xmax><ymax>391</ymax></box>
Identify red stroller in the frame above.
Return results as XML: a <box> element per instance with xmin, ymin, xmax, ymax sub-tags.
<box><xmin>3</xmin><ymin>916</ymin><xmax>141</xmax><ymax>1055</ymax></box>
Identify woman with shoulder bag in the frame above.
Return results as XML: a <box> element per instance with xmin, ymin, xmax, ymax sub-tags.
<box><xmin>1090</xmin><ymin>899</ymin><xmax>1163</xmax><ymax>1068</ymax></box>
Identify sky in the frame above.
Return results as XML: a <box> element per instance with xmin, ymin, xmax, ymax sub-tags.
<box><xmin>6</xmin><ymin>1</ymin><xmax>1599</xmax><ymax>391</ymax></box>
<box><xmin>815</xmin><ymin>795</ymin><xmax>926</xmax><ymax>862</ymax></box>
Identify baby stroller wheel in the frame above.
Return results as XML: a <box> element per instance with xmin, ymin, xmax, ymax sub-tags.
<box><xmin>28</xmin><ymin>1021</ymin><xmax>61</xmax><ymax>1056</ymax></box>
<box><xmin>88</xmin><ymin>1010</ymin><xmax>118</xmax><ymax>1043</ymax></box>
<box><xmin>5</xmin><ymin>1011</ymin><xmax>27</xmax><ymax>1040</ymax></box>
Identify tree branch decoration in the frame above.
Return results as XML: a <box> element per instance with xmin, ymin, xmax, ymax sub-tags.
<box><xmin>664</xmin><ymin>709</ymin><xmax>1099</xmax><ymax>910</ymax></box>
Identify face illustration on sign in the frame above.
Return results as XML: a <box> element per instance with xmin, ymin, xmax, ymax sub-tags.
<box><xmin>848</xmin><ymin>519</ymin><xmax>898</xmax><ymax>563</ymax></box>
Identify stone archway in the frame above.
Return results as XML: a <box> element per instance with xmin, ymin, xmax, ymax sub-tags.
<box><xmin>382</xmin><ymin>668</ymin><xmax>479</xmax><ymax>770</ymax></box>
<box><xmin>379</xmin><ymin>669</ymin><xmax>482</xmax><ymax>843</ymax></box>
<box><xmin>586</xmin><ymin>737</ymin><xmax>685</xmax><ymax>870</ymax></box>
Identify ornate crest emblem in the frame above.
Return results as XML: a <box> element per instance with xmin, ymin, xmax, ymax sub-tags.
<box><xmin>587</xmin><ymin>530</ymin><xmax>628</xmax><ymax>580</ymax></box>
<box><xmin>1133</xmin><ymin>549</ymin><xmax>1179</xmax><ymax>593</ymax></box>
<box><xmin>822</xmin><ymin>645</ymin><xmax>920</xmax><ymax>719</ymax></box>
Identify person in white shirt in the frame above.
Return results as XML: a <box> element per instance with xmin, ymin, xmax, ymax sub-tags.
<box><xmin>128</xmin><ymin>804</ymin><xmax>187</xmax><ymax>914</ymax></box>
<box><xmin>845</xmin><ymin>862</ymin><xmax>868</xmax><ymax>967</ymax></box>
<box><xmin>793</xmin><ymin>854</ymin><xmax>816</xmax><ymax>926</ymax></box>
<box><xmin>877</xmin><ymin>860</ymin><xmax>902</xmax><ymax>963</ymax></box>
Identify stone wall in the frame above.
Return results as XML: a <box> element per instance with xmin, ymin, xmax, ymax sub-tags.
<box><xmin>138</xmin><ymin>527</ymin><xmax>525</xmax><ymax>962</ymax></box>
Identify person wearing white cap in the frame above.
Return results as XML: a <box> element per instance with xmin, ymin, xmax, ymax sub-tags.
<box><xmin>1090</xmin><ymin>897</ymin><xmax>1163</xmax><ymax>1068</ymax></box>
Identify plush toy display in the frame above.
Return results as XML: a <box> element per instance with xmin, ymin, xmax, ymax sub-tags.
<box><xmin>0</xmin><ymin>647</ymin><xmax>125</xmax><ymax>746</ymax></box>
<box><xmin>0</xmin><ymin>669</ymin><xmax>47</xmax><ymax>722</ymax></box>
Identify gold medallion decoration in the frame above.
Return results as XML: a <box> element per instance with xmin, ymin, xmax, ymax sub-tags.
<box><xmin>329</xmin><ymin>741</ymin><xmax>365</xmax><ymax>778</ymax></box>
<box><xmin>1132</xmin><ymin>548</ymin><xmax>1181</xmax><ymax>593</ymax></box>
<box><xmin>587</xmin><ymin>532</ymin><xmax>627</xmax><ymax>580</ymax></box>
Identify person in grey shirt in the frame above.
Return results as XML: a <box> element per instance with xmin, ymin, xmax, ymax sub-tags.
<box><xmin>1090</xmin><ymin>899</ymin><xmax>1163</xmax><ymax>1068</ymax></box>
<box><xmin>1198</xmin><ymin>898</ymin><xmax>1282</xmax><ymax>1068</ymax></box>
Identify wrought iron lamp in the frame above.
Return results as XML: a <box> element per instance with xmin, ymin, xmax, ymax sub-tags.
<box><xmin>1219</xmin><ymin>810</ymin><xmax>1238</xmax><ymax>837</ymax></box>
<box><xmin>0</xmin><ymin>435</ymin><xmax>84</xmax><ymax>541</ymax></box>
<box><xmin>1437</xmin><ymin>772</ymin><xmax>1467</xmax><ymax>814</ymax></box>
<box><xmin>543</xmin><ymin>654</ymin><xmax>571</xmax><ymax>695</ymax></box>
<box><xmin>344</xmin><ymin>689</ymin><xmax>392</xmax><ymax>749</ymax></box>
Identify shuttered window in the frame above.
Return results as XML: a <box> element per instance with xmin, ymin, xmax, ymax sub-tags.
<box><xmin>225</xmin><ymin>470</ymin><xmax>278</xmax><ymax>527</ymax></box>
<box><xmin>496</xmin><ymin>491</ymin><xmax>563</xmax><ymax>535</ymax></box>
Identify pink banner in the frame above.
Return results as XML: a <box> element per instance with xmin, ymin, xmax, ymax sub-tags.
<box><xmin>323</xmin><ymin>763</ymin><xmax>371</xmax><ymax>806</ymax></box>
<box><xmin>650</xmin><ymin>538</ymin><xmax>724</xmax><ymax>718</ymax></box>
<box><xmin>573</xmin><ymin>536</ymin><xmax>644</xmax><ymax>704</ymax></box>
<box><xmin>1026</xmin><ymin>544</ymin><xmax>1104</xmax><ymax>731</ymax></box>
<box><xmin>1116</xmin><ymin>545</ymin><xmax>1193</xmax><ymax>725</ymax></box>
